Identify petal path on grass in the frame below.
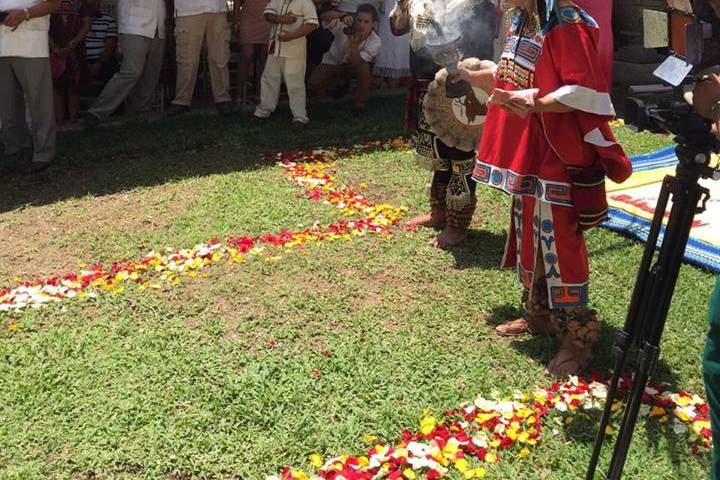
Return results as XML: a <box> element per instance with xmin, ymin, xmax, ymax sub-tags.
<box><xmin>0</xmin><ymin>138</ymin><xmax>410</xmax><ymax>314</ymax></box>
<box><xmin>271</xmin><ymin>374</ymin><xmax>711</xmax><ymax>480</ymax></box>
<box><xmin>0</xmin><ymin>137</ymin><xmax>712</xmax><ymax>478</ymax></box>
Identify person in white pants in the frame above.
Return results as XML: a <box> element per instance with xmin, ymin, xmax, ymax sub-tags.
<box><xmin>252</xmin><ymin>0</ymin><xmax>318</xmax><ymax>128</ymax></box>
<box><xmin>166</xmin><ymin>0</ymin><xmax>232</xmax><ymax>116</ymax></box>
<box><xmin>0</xmin><ymin>0</ymin><xmax>61</xmax><ymax>175</ymax></box>
<box><xmin>81</xmin><ymin>0</ymin><xmax>167</xmax><ymax>128</ymax></box>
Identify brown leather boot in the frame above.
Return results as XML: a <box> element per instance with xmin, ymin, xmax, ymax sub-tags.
<box><xmin>496</xmin><ymin>273</ymin><xmax>555</xmax><ymax>336</ymax></box>
<box><xmin>546</xmin><ymin>307</ymin><xmax>600</xmax><ymax>376</ymax></box>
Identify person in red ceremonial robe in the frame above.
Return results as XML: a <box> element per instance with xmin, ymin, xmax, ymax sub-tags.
<box><xmin>454</xmin><ymin>0</ymin><xmax>632</xmax><ymax>375</ymax></box>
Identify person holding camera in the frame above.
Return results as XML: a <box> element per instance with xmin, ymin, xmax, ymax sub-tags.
<box><xmin>308</xmin><ymin>3</ymin><xmax>381</xmax><ymax>113</ymax></box>
<box><xmin>319</xmin><ymin>0</ymin><xmax>378</xmax><ymax>22</ymax></box>
<box><xmin>454</xmin><ymin>0</ymin><xmax>632</xmax><ymax>376</ymax></box>
<box><xmin>0</xmin><ymin>0</ymin><xmax>61</xmax><ymax>175</ymax></box>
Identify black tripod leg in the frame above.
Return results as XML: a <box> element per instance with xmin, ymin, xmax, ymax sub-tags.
<box><xmin>607</xmin><ymin>342</ymin><xmax>660</xmax><ymax>480</ymax></box>
<box><xmin>586</xmin><ymin>332</ymin><xmax>631</xmax><ymax>480</ymax></box>
<box><xmin>607</xmin><ymin>176</ymin><xmax>705</xmax><ymax>479</ymax></box>
<box><xmin>586</xmin><ymin>176</ymin><xmax>675</xmax><ymax>480</ymax></box>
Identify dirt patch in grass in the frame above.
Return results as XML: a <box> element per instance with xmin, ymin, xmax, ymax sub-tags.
<box><xmin>161</xmin><ymin>250</ymin><xmax>441</xmax><ymax>346</ymax></box>
<box><xmin>0</xmin><ymin>183</ymin><xmax>198</xmax><ymax>287</ymax></box>
<box><xmin>341</xmin><ymin>266</ymin><xmax>433</xmax><ymax>318</ymax></box>
<box><xmin>165</xmin><ymin>263</ymin><xmax>276</xmax><ymax>346</ymax></box>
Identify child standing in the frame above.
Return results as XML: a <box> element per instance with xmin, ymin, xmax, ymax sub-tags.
<box><xmin>252</xmin><ymin>0</ymin><xmax>318</xmax><ymax>127</ymax></box>
<box><xmin>50</xmin><ymin>0</ymin><xmax>91</xmax><ymax>125</ymax></box>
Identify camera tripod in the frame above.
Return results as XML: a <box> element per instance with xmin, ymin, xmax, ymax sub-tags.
<box><xmin>586</xmin><ymin>114</ymin><xmax>719</xmax><ymax>480</ymax></box>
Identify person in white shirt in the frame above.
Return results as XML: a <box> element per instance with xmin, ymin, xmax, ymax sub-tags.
<box><xmin>308</xmin><ymin>3</ymin><xmax>380</xmax><ymax>113</ymax></box>
<box><xmin>81</xmin><ymin>0</ymin><xmax>167</xmax><ymax>128</ymax></box>
<box><xmin>166</xmin><ymin>0</ymin><xmax>232</xmax><ymax>116</ymax></box>
<box><xmin>0</xmin><ymin>0</ymin><xmax>61</xmax><ymax>174</ymax></box>
<box><xmin>252</xmin><ymin>0</ymin><xmax>318</xmax><ymax>128</ymax></box>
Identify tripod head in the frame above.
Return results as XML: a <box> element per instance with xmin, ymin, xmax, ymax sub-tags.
<box><xmin>625</xmin><ymin>3</ymin><xmax>720</xmax><ymax>181</ymax></box>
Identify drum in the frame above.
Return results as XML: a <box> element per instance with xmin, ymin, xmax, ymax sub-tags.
<box><xmin>423</xmin><ymin>57</ymin><xmax>495</xmax><ymax>151</ymax></box>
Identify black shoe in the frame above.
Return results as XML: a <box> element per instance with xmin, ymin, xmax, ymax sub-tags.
<box><xmin>330</xmin><ymin>81</ymin><xmax>350</xmax><ymax>99</ymax></box>
<box><xmin>1</xmin><ymin>147</ymin><xmax>32</xmax><ymax>173</ymax></box>
<box><xmin>215</xmin><ymin>101</ymin><xmax>233</xmax><ymax>116</ymax></box>
<box><xmin>80</xmin><ymin>112</ymin><xmax>101</xmax><ymax>131</ymax></box>
<box><xmin>19</xmin><ymin>160</ymin><xmax>52</xmax><ymax>175</ymax></box>
<box><xmin>166</xmin><ymin>103</ymin><xmax>190</xmax><ymax>116</ymax></box>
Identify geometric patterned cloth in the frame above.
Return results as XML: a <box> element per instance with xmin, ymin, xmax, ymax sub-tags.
<box><xmin>603</xmin><ymin>146</ymin><xmax>720</xmax><ymax>273</ymax></box>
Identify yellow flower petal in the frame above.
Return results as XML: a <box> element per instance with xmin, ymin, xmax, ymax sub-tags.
<box><xmin>455</xmin><ymin>458</ymin><xmax>469</xmax><ymax>473</ymax></box>
<box><xmin>403</xmin><ymin>469</ymin><xmax>416</xmax><ymax>479</ymax></box>
<box><xmin>308</xmin><ymin>454</ymin><xmax>323</xmax><ymax>468</ymax></box>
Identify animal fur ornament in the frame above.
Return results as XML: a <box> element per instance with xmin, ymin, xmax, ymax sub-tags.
<box><xmin>423</xmin><ymin>58</ymin><xmax>496</xmax><ymax>152</ymax></box>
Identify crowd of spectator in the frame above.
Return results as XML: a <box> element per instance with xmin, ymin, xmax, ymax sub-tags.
<box><xmin>0</xmin><ymin>0</ymin><xmax>411</xmax><ymax>174</ymax></box>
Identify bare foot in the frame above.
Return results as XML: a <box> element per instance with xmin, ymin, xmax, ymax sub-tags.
<box><xmin>430</xmin><ymin>226</ymin><xmax>467</xmax><ymax>249</ymax></box>
<box><xmin>544</xmin><ymin>348</ymin><xmax>590</xmax><ymax>377</ymax></box>
<box><xmin>405</xmin><ymin>211</ymin><xmax>446</xmax><ymax>229</ymax></box>
<box><xmin>495</xmin><ymin>318</ymin><xmax>531</xmax><ymax>336</ymax></box>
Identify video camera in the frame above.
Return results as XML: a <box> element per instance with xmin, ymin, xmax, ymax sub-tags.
<box><xmin>625</xmin><ymin>4</ymin><xmax>720</xmax><ymax>177</ymax></box>
<box><xmin>587</xmin><ymin>3</ymin><xmax>720</xmax><ymax>479</ymax></box>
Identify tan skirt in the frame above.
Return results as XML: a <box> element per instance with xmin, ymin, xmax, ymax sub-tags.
<box><xmin>238</xmin><ymin>0</ymin><xmax>271</xmax><ymax>45</ymax></box>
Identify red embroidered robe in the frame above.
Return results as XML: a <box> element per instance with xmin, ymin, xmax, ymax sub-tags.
<box><xmin>473</xmin><ymin>6</ymin><xmax>632</xmax><ymax>309</ymax></box>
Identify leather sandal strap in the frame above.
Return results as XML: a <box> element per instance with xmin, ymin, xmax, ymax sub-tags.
<box><xmin>495</xmin><ymin>318</ymin><xmax>531</xmax><ymax>336</ymax></box>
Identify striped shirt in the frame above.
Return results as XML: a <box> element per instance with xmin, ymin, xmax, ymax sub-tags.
<box><xmin>85</xmin><ymin>12</ymin><xmax>118</xmax><ymax>63</ymax></box>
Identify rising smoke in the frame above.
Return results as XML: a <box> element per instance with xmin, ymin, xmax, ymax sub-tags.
<box><xmin>410</xmin><ymin>0</ymin><xmax>499</xmax><ymax>61</ymax></box>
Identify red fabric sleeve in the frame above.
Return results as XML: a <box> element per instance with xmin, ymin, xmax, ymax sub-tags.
<box><xmin>550</xmin><ymin>20</ymin><xmax>607</xmax><ymax>94</ymax></box>
<box><xmin>538</xmin><ymin>20</ymin><xmax>632</xmax><ymax>184</ymax></box>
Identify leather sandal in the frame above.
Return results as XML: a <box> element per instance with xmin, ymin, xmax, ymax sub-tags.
<box><xmin>495</xmin><ymin>318</ymin><xmax>532</xmax><ymax>336</ymax></box>
<box><xmin>495</xmin><ymin>314</ymin><xmax>556</xmax><ymax>337</ymax></box>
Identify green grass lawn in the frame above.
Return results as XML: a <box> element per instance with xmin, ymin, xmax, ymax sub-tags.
<box><xmin>0</xmin><ymin>97</ymin><xmax>716</xmax><ymax>479</ymax></box>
